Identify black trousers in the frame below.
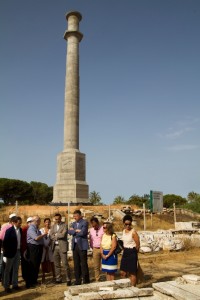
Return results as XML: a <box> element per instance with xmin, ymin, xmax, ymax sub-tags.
<box><xmin>21</xmin><ymin>254</ymin><xmax>31</xmax><ymax>284</ymax></box>
<box><xmin>27</xmin><ymin>244</ymin><xmax>43</xmax><ymax>286</ymax></box>
<box><xmin>73</xmin><ymin>244</ymin><xmax>90</xmax><ymax>284</ymax></box>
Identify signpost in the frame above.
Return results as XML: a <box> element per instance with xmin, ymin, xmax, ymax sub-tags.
<box><xmin>150</xmin><ymin>190</ymin><xmax>163</xmax><ymax>213</ymax></box>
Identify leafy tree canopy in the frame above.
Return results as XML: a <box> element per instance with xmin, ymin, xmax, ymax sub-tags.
<box><xmin>89</xmin><ymin>191</ymin><xmax>103</xmax><ymax>205</ymax></box>
<box><xmin>163</xmin><ymin>194</ymin><xmax>187</xmax><ymax>208</ymax></box>
<box><xmin>126</xmin><ymin>194</ymin><xmax>149</xmax><ymax>208</ymax></box>
<box><xmin>30</xmin><ymin>181</ymin><xmax>53</xmax><ymax>204</ymax></box>
<box><xmin>113</xmin><ymin>196</ymin><xmax>126</xmax><ymax>204</ymax></box>
<box><xmin>0</xmin><ymin>178</ymin><xmax>33</xmax><ymax>205</ymax></box>
<box><xmin>0</xmin><ymin>178</ymin><xmax>53</xmax><ymax>205</ymax></box>
<box><xmin>184</xmin><ymin>191</ymin><xmax>200</xmax><ymax>213</ymax></box>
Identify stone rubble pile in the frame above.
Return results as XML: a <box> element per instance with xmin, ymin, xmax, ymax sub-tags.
<box><xmin>67</xmin><ymin>226</ymin><xmax>200</xmax><ymax>257</ymax></box>
<box><xmin>64</xmin><ymin>279</ymin><xmax>154</xmax><ymax>300</ymax></box>
<box><xmin>137</xmin><ymin>231</ymin><xmax>200</xmax><ymax>253</ymax></box>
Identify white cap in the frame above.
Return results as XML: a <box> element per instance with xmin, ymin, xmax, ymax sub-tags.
<box><xmin>27</xmin><ymin>217</ymin><xmax>33</xmax><ymax>223</ymax></box>
<box><xmin>9</xmin><ymin>213</ymin><xmax>16</xmax><ymax>219</ymax></box>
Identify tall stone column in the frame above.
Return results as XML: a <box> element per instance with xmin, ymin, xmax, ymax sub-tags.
<box><xmin>52</xmin><ymin>11</ymin><xmax>89</xmax><ymax>205</ymax></box>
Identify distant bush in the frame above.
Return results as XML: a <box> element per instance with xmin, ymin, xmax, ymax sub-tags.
<box><xmin>183</xmin><ymin>201</ymin><xmax>200</xmax><ymax>214</ymax></box>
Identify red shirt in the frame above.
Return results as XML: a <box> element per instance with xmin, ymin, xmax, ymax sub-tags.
<box><xmin>21</xmin><ymin>225</ymin><xmax>28</xmax><ymax>253</ymax></box>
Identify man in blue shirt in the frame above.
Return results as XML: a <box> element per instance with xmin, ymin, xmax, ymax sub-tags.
<box><xmin>27</xmin><ymin>216</ymin><xmax>48</xmax><ymax>287</ymax></box>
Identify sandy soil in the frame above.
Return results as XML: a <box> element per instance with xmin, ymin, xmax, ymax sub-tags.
<box><xmin>1</xmin><ymin>248</ymin><xmax>200</xmax><ymax>300</ymax></box>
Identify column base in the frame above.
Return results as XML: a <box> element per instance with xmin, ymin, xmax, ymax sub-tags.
<box><xmin>52</xmin><ymin>150</ymin><xmax>90</xmax><ymax>204</ymax></box>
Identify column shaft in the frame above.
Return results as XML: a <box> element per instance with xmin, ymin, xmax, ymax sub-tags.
<box><xmin>64</xmin><ymin>35</ymin><xmax>80</xmax><ymax>150</ymax></box>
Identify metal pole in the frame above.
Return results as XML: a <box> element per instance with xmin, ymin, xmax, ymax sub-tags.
<box><xmin>68</xmin><ymin>202</ymin><xmax>70</xmax><ymax>228</ymax></box>
<box><xmin>15</xmin><ymin>201</ymin><xmax>18</xmax><ymax>215</ymax></box>
<box><xmin>109</xmin><ymin>205</ymin><xmax>111</xmax><ymax>221</ymax></box>
<box><xmin>143</xmin><ymin>203</ymin><xmax>146</xmax><ymax>231</ymax></box>
<box><xmin>173</xmin><ymin>202</ymin><xmax>176</xmax><ymax>226</ymax></box>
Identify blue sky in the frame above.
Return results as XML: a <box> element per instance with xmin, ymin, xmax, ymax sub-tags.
<box><xmin>0</xmin><ymin>0</ymin><xmax>199</xmax><ymax>203</ymax></box>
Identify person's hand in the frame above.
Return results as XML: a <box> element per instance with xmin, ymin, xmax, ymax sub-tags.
<box><xmin>69</xmin><ymin>227</ymin><xmax>73</xmax><ymax>230</ymax></box>
<box><xmin>75</xmin><ymin>229</ymin><xmax>81</xmax><ymax>233</ymax></box>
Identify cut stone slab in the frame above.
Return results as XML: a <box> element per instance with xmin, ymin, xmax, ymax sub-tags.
<box><xmin>153</xmin><ymin>291</ymin><xmax>175</xmax><ymax>300</ymax></box>
<box><xmin>79</xmin><ymin>287</ymin><xmax>153</xmax><ymax>300</ymax></box>
<box><xmin>99</xmin><ymin>287</ymin><xmax>114</xmax><ymax>291</ymax></box>
<box><xmin>68</xmin><ymin>278</ymin><xmax>131</xmax><ymax>295</ymax></box>
<box><xmin>182</xmin><ymin>274</ymin><xmax>200</xmax><ymax>284</ymax></box>
<box><xmin>153</xmin><ymin>281</ymin><xmax>200</xmax><ymax>300</ymax></box>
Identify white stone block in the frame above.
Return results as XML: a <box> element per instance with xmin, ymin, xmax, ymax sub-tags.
<box><xmin>182</xmin><ymin>274</ymin><xmax>200</xmax><ymax>284</ymax></box>
<box><xmin>79</xmin><ymin>286</ymin><xmax>153</xmax><ymax>300</ymax></box>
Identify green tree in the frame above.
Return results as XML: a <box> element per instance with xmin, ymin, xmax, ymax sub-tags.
<box><xmin>127</xmin><ymin>194</ymin><xmax>147</xmax><ymax>208</ymax></box>
<box><xmin>187</xmin><ymin>191</ymin><xmax>200</xmax><ymax>203</ymax></box>
<box><xmin>89</xmin><ymin>191</ymin><xmax>103</xmax><ymax>205</ymax></box>
<box><xmin>0</xmin><ymin>178</ymin><xmax>33</xmax><ymax>205</ymax></box>
<box><xmin>163</xmin><ymin>194</ymin><xmax>187</xmax><ymax>208</ymax></box>
<box><xmin>113</xmin><ymin>196</ymin><xmax>125</xmax><ymax>204</ymax></box>
<box><xmin>184</xmin><ymin>192</ymin><xmax>200</xmax><ymax>213</ymax></box>
<box><xmin>30</xmin><ymin>181</ymin><xmax>53</xmax><ymax>204</ymax></box>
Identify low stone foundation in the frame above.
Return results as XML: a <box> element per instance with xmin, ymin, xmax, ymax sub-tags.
<box><xmin>64</xmin><ymin>275</ymin><xmax>200</xmax><ymax>300</ymax></box>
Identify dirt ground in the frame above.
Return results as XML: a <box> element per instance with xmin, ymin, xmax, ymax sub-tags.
<box><xmin>1</xmin><ymin>205</ymin><xmax>200</xmax><ymax>299</ymax></box>
<box><xmin>1</xmin><ymin>247</ymin><xmax>200</xmax><ymax>300</ymax></box>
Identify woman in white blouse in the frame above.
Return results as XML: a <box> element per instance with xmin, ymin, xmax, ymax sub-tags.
<box><xmin>120</xmin><ymin>215</ymin><xmax>140</xmax><ymax>286</ymax></box>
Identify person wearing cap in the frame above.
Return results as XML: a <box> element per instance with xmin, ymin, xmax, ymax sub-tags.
<box><xmin>27</xmin><ymin>216</ymin><xmax>48</xmax><ymax>287</ymax></box>
<box><xmin>3</xmin><ymin>216</ymin><xmax>22</xmax><ymax>293</ymax></box>
<box><xmin>0</xmin><ymin>213</ymin><xmax>16</xmax><ymax>242</ymax></box>
<box><xmin>21</xmin><ymin>217</ymin><xmax>32</xmax><ymax>287</ymax></box>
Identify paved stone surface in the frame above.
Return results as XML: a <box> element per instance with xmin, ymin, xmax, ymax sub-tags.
<box><xmin>153</xmin><ymin>281</ymin><xmax>200</xmax><ymax>300</ymax></box>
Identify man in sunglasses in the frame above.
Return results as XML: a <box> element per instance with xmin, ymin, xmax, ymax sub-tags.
<box><xmin>89</xmin><ymin>217</ymin><xmax>104</xmax><ymax>282</ymax></box>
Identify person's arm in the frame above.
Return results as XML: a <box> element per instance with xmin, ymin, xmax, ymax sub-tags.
<box><xmin>28</xmin><ymin>227</ymin><xmax>47</xmax><ymax>241</ymax></box>
<box><xmin>49</xmin><ymin>226</ymin><xmax>56</xmax><ymax>242</ymax></box>
<box><xmin>2</xmin><ymin>229</ymin><xmax>9</xmax><ymax>255</ymax></box>
<box><xmin>132</xmin><ymin>230</ymin><xmax>140</xmax><ymax>252</ymax></box>
<box><xmin>89</xmin><ymin>229</ymin><xmax>93</xmax><ymax>248</ymax></box>
<box><xmin>68</xmin><ymin>223</ymin><xmax>76</xmax><ymax>236</ymax></box>
<box><xmin>34</xmin><ymin>231</ymin><xmax>47</xmax><ymax>241</ymax></box>
<box><xmin>104</xmin><ymin>235</ymin><xmax>117</xmax><ymax>259</ymax></box>
<box><xmin>56</xmin><ymin>224</ymin><xmax>67</xmax><ymax>239</ymax></box>
<box><xmin>75</xmin><ymin>220</ymin><xmax>88</xmax><ymax>237</ymax></box>
<box><xmin>100</xmin><ymin>244</ymin><xmax>104</xmax><ymax>258</ymax></box>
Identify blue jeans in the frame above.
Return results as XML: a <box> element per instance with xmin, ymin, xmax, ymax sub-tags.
<box><xmin>3</xmin><ymin>250</ymin><xmax>21</xmax><ymax>288</ymax></box>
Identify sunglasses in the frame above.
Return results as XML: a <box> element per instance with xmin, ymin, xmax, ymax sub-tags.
<box><xmin>124</xmin><ymin>223</ymin><xmax>131</xmax><ymax>226</ymax></box>
<box><xmin>103</xmin><ymin>227</ymin><xmax>107</xmax><ymax>229</ymax></box>
<box><xmin>96</xmin><ymin>230</ymin><xmax>99</xmax><ymax>236</ymax></box>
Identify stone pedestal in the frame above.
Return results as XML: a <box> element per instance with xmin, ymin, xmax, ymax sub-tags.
<box><xmin>53</xmin><ymin>150</ymin><xmax>89</xmax><ymax>204</ymax></box>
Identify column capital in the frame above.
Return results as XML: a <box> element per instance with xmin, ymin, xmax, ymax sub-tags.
<box><xmin>66</xmin><ymin>11</ymin><xmax>82</xmax><ymax>22</ymax></box>
<box><xmin>64</xmin><ymin>30</ymin><xmax>83</xmax><ymax>42</ymax></box>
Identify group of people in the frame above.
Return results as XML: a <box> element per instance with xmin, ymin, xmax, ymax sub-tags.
<box><xmin>0</xmin><ymin>209</ymin><xmax>140</xmax><ymax>294</ymax></box>
<box><xmin>90</xmin><ymin>214</ymin><xmax>140</xmax><ymax>286</ymax></box>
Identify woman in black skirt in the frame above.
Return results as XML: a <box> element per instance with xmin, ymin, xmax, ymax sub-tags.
<box><xmin>120</xmin><ymin>215</ymin><xmax>140</xmax><ymax>286</ymax></box>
